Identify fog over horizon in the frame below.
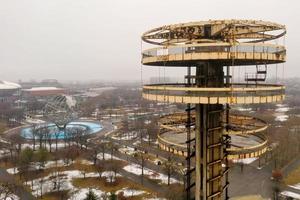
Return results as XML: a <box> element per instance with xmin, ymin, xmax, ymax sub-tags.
<box><xmin>0</xmin><ymin>0</ymin><xmax>299</xmax><ymax>82</ymax></box>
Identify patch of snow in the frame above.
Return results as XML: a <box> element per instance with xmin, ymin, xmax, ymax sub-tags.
<box><xmin>274</xmin><ymin>104</ymin><xmax>290</xmax><ymax>122</ymax></box>
<box><xmin>123</xmin><ymin>163</ymin><xmax>180</xmax><ymax>184</ymax></box>
<box><xmin>0</xmin><ymin>138</ymin><xmax>10</xmax><ymax>144</ymax></box>
<box><xmin>28</xmin><ymin>170</ymin><xmax>99</xmax><ymax>197</ymax></box>
<box><xmin>275</xmin><ymin>107</ymin><xmax>290</xmax><ymax>112</ymax></box>
<box><xmin>133</xmin><ymin>140</ymin><xmax>141</xmax><ymax>146</ymax></box>
<box><xmin>69</xmin><ymin>188</ymin><xmax>104</xmax><ymax>200</ymax></box>
<box><xmin>6</xmin><ymin>167</ymin><xmax>19</xmax><ymax>174</ymax></box>
<box><xmin>25</xmin><ymin>118</ymin><xmax>45</xmax><ymax>124</ymax></box>
<box><xmin>102</xmin><ymin>171</ymin><xmax>121</xmax><ymax>183</ymax></box>
<box><xmin>116</xmin><ymin>187</ymin><xmax>145</xmax><ymax>197</ymax></box>
<box><xmin>0</xmin><ymin>193</ymin><xmax>20</xmax><ymax>200</ymax></box>
<box><xmin>275</xmin><ymin>115</ymin><xmax>289</xmax><ymax>122</ymax></box>
<box><xmin>79</xmin><ymin>159</ymin><xmax>94</xmax><ymax>165</ymax></box>
<box><xmin>21</xmin><ymin>142</ymin><xmax>67</xmax><ymax>151</ymax></box>
<box><xmin>96</xmin><ymin>153</ymin><xmax>122</xmax><ymax>161</ymax></box>
<box><xmin>111</xmin><ymin>131</ymin><xmax>138</xmax><ymax>140</ymax></box>
<box><xmin>44</xmin><ymin>160</ymin><xmax>66</xmax><ymax>169</ymax></box>
<box><xmin>290</xmin><ymin>183</ymin><xmax>300</xmax><ymax>190</ymax></box>
<box><xmin>119</xmin><ymin>146</ymin><xmax>136</xmax><ymax>155</ymax></box>
<box><xmin>280</xmin><ymin>191</ymin><xmax>300</xmax><ymax>199</ymax></box>
<box><xmin>236</xmin><ymin>107</ymin><xmax>252</xmax><ymax>112</ymax></box>
<box><xmin>232</xmin><ymin>157</ymin><xmax>257</xmax><ymax>164</ymax></box>
<box><xmin>0</xmin><ymin>149</ymin><xmax>10</xmax><ymax>156</ymax></box>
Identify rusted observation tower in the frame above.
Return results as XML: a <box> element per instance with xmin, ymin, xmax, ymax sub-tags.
<box><xmin>141</xmin><ymin>20</ymin><xmax>286</xmax><ymax>200</ymax></box>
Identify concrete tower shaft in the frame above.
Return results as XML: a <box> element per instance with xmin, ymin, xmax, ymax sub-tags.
<box><xmin>194</xmin><ymin>63</ymin><xmax>224</xmax><ymax>199</ymax></box>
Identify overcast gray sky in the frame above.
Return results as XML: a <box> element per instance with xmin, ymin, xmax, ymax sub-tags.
<box><xmin>0</xmin><ymin>0</ymin><xmax>299</xmax><ymax>82</ymax></box>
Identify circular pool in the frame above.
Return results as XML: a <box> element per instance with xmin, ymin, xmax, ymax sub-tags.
<box><xmin>21</xmin><ymin>121</ymin><xmax>103</xmax><ymax>140</ymax></box>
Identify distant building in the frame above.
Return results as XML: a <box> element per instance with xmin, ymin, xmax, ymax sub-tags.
<box><xmin>19</xmin><ymin>79</ymin><xmax>62</xmax><ymax>89</ymax></box>
<box><xmin>0</xmin><ymin>80</ymin><xmax>21</xmax><ymax>104</ymax></box>
<box><xmin>22</xmin><ymin>87</ymin><xmax>66</xmax><ymax>97</ymax></box>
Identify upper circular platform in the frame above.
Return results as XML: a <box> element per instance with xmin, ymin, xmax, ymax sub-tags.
<box><xmin>143</xmin><ymin>83</ymin><xmax>285</xmax><ymax>104</ymax></box>
<box><xmin>141</xmin><ymin>20</ymin><xmax>286</xmax><ymax>66</ymax></box>
<box><xmin>142</xmin><ymin>42</ymin><xmax>285</xmax><ymax>66</ymax></box>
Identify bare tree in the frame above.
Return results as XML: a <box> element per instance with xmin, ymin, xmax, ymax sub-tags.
<box><xmin>145</xmin><ymin>119</ymin><xmax>159</xmax><ymax>145</ymax></box>
<box><xmin>30</xmin><ymin>124</ymin><xmax>38</xmax><ymax>151</ymax></box>
<box><xmin>96</xmin><ymin>161</ymin><xmax>105</xmax><ymax>179</ymax></box>
<box><xmin>0</xmin><ymin>182</ymin><xmax>17</xmax><ymax>200</ymax></box>
<box><xmin>162</xmin><ymin>156</ymin><xmax>177</xmax><ymax>185</ymax></box>
<box><xmin>106</xmin><ymin>141</ymin><xmax>117</xmax><ymax>160</ymax></box>
<box><xmin>134</xmin><ymin>150</ymin><xmax>149</xmax><ymax>184</ymax></box>
<box><xmin>98</xmin><ymin>142</ymin><xmax>107</xmax><ymax>160</ymax></box>
<box><xmin>36</xmin><ymin>125</ymin><xmax>48</xmax><ymax>149</ymax></box>
<box><xmin>18</xmin><ymin>147</ymin><xmax>34</xmax><ymax>185</ymax></box>
<box><xmin>53</xmin><ymin>128</ymin><xmax>61</xmax><ymax>151</ymax></box>
<box><xmin>36</xmin><ymin>148</ymin><xmax>50</xmax><ymax>170</ymax></box>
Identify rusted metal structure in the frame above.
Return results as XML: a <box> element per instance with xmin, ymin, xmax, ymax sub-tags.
<box><xmin>141</xmin><ymin>20</ymin><xmax>286</xmax><ymax>200</ymax></box>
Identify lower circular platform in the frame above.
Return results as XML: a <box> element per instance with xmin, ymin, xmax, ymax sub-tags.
<box><xmin>158</xmin><ymin>113</ymin><xmax>268</xmax><ymax>159</ymax></box>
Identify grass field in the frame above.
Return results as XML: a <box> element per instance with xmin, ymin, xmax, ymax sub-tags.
<box><xmin>284</xmin><ymin>165</ymin><xmax>300</xmax><ymax>185</ymax></box>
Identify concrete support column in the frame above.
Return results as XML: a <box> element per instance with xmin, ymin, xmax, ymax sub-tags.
<box><xmin>195</xmin><ymin>63</ymin><xmax>224</xmax><ymax>200</ymax></box>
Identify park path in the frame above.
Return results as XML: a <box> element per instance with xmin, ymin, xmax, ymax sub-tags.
<box><xmin>118</xmin><ymin>168</ymin><xmax>169</xmax><ymax>196</ymax></box>
<box><xmin>0</xmin><ymin>168</ymin><xmax>36</xmax><ymax>200</ymax></box>
<box><xmin>229</xmin><ymin>160</ymin><xmax>274</xmax><ymax>198</ymax></box>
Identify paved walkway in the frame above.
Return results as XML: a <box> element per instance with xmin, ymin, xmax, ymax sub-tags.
<box><xmin>229</xmin><ymin>160</ymin><xmax>274</xmax><ymax>198</ymax></box>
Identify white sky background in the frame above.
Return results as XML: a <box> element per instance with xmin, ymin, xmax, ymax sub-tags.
<box><xmin>0</xmin><ymin>0</ymin><xmax>299</xmax><ymax>82</ymax></box>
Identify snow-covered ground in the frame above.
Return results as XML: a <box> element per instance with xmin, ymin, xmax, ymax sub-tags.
<box><xmin>116</xmin><ymin>187</ymin><xmax>146</xmax><ymax>197</ymax></box>
<box><xmin>235</xmin><ymin>107</ymin><xmax>252</xmax><ymax>112</ymax></box>
<box><xmin>25</xmin><ymin>118</ymin><xmax>45</xmax><ymax>124</ymax></box>
<box><xmin>280</xmin><ymin>191</ymin><xmax>300</xmax><ymax>199</ymax></box>
<box><xmin>0</xmin><ymin>193</ymin><xmax>20</xmax><ymax>200</ymax></box>
<box><xmin>290</xmin><ymin>183</ymin><xmax>300</xmax><ymax>190</ymax></box>
<box><xmin>96</xmin><ymin>153</ymin><xmax>123</xmax><ymax>161</ymax></box>
<box><xmin>123</xmin><ymin>163</ymin><xmax>180</xmax><ymax>184</ymax></box>
<box><xmin>111</xmin><ymin>131</ymin><xmax>138</xmax><ymax>140</ymax></box>
<box><xmin>6</xmin><ymin>167</ymin><xmax>19</xmax><ymax>174</ymax></box>
<box><xmin>0</xmin><ymin>149</ymin><xmax>10</xmax><ymax>157</ymax></box>
<box><xmin>275</xmin><ymin>114</ymin><xmax>289</xmax><ymax>122</ymax></box>
<box><xmin>20</xmin><ymin>142</ymin><xmax>67</xmax><ymax>151</ymax></box>
<box><xmin>22</xmin><ymin>167</ymin><xmax>149</xmax><ymax>199</ymax></box>
<box><xmin>274</xmin><ymin>104</ymin><xmax>290</xmax><ymax>122</ymax></box>
<box><xmin>44</xmin><ymin>159</ymin><xmax>68</xmax><ymax>168</ymax></box>
<box><xmin>119</xmin><ymin>146</ymin><xmax>136</xmax><ymax>155</ymax></box>
<box><xmin>69</xmin><ymin>188</ymin><xmax>104</xmax><ymax>200</ymax></box>
<box><xmin>0</xmin><ymin>138</ymin><xmax>10</xmax><ymax>144</ymax></box>
<box><xmin>232</xmin><ymin>157</ymin><xmax>257</xmax><ymax>165</ymax></box>
<box><xmin>28</xmin><ymin>170</ymin><xmax>120</xmax><ymax>197</ymax></box>
<box><xmin>133</xmin><ymin>140</ymin><xmax>141</xmax><ymax>146</ymax></box>
<box><xmin>78</xmin><ymin>159</ymin><xmax>94</xmax><ymax>166</ymax></box>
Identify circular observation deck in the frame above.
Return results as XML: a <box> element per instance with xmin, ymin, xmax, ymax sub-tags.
<box><xmin>142</xmin><ymin>20</ymin><xmax>286</xmax><ymax>66</ymax></box>
<box><xmin>143</xmin><ymin>83</ymin><xmax>285</xmax><ymax>104</ymax></box>
<box><xmin>142</xmin><ymin>43</ymin><xmax>286</xmax><ymax>66</ymax></box>
<box><xmin>158</xmin><ymin>113</ymin><xmax>268</xmax><ymax>159</ymax></box>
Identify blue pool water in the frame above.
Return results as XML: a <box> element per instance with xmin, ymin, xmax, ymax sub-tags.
<box><xmin>21</xmin><ymin>121</ymin><xmax>103</xmax><ymax>139</ymax></box>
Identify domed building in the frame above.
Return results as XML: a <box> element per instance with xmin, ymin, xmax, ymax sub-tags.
<box><xmin>0</xmin><ymin>80</ymin><xmax>21</xmax><ymax>104</ymax></box>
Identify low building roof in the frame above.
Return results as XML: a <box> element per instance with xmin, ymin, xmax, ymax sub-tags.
<box><xmin>0</xmin><ymin>80</ymin><xmax>21</xmax><ymax>90</ymax></box>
